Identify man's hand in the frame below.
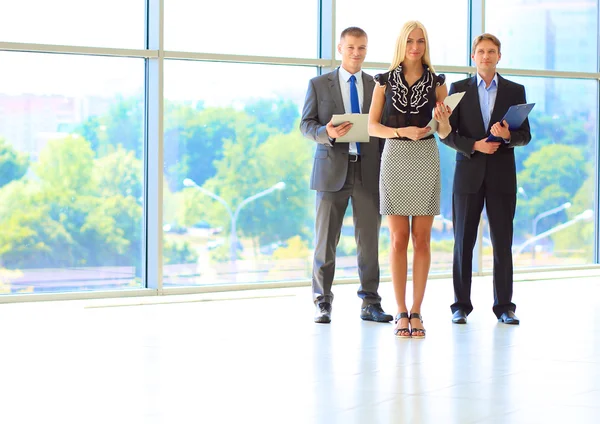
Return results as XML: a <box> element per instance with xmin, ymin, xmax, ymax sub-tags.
<box><xmin>473</xmin><ymin>137</ymin><xmax>501</xmax><ymax>154</ymax></box>
<box><xmin>490</xmin><ymin>120</ymin><xmax>511</xmax><ymax>140</ymax></box>
<box><xmin>402</xmin><ymin>126</ymin><xmax>432</xmax><ymax>141</ymax></box>
<box><xmin>326</xmin><ymin>120</ymin><xmax>352</xmax><ymax>139</ymax></box>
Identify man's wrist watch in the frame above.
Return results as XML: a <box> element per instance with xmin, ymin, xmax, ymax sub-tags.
<box><xmin>394</xmin><ymin>128</ymin><xmax>400</xmax><ymax>138</ymax></box>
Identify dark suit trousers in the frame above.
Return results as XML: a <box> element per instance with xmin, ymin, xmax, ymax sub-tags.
<box><xmin>312</xmin><ymin>161</ymin><xmax>381</xmax><ymax>307</ymax></box>
<box><xmin>451</xmin><ymin>184</ymin><xmax>517</xmax><ymax>317</ymax></box>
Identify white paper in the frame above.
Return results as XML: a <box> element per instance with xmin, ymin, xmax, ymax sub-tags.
<box><xmin>331</xmin><ymin>113</ymin><xmax>371</xmax><ymax>143</ymax></box>
<box><xmin>423</xmin><ymin>91</ymin><xmax>465</xmax><ymax>137</ymax></box>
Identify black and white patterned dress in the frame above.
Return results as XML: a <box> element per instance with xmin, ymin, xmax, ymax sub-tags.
<box><xmin>375</xmin><ymin>65</ymin><xmax>445</xmax><ymax>216</ymax></box>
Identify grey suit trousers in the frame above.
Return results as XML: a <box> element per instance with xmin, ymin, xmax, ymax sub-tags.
<box><xmin>312</xmin><ymin>161</ymin><xmax>382</xmax><ymax>307</ymax></box>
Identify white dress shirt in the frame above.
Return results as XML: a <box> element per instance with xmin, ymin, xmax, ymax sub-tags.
<box><xmin>338</xmin><ymin>67</ymin><xmax>363</xmax><ymax>155</ymax></box>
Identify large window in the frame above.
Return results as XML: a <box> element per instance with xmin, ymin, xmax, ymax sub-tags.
<box><xmin>482</xmin><ymin>77</ymin><xmax>598</xmax><ymax>270</ymax></box>
<box><xmin>164</xmin><ymin>0</ymin><xmax>318</xmax><ymax>57</ymax></box>
<box><xmin>0</xmin><ymin>0</ymin><xmax>144</xmax><ymax>48</ymax></box>
<box><xmin>336</xmin><ymin>0</ymin><xmax>469</xmax><ymax>65</ymax></box>
<box><xmin>1</xmin><ymin>1</ymin><xmax>598</xmax><ymax>298</ymax></box>
<box><xmin>0</xmin><ymin>52</ymin><xmax>144</xmax><ymax>294</ymax></box>
<box><xmin>485</xmin><ymin>0</ymin><xmax>598</xmax><ymax>72</ymax></box>
<box><xmin>162</xmin><ymin>61</ymin><xmax>315</xmax><ymax>286</ymax></box>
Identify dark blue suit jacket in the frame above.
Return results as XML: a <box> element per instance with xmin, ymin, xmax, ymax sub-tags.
<box><xmin>440</xmin><ymin>74</ymin><xmax>532</xmax><ymax>194</ymax></box>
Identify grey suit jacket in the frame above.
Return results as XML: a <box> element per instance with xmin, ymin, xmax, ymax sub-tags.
<box><xmin>300</xmin><ymin>68</ymin><xmax>383</xmax><ymax>193</ymax></box>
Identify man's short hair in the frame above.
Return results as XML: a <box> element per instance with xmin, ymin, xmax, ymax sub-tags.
<box><xmin>472</xmin><ymin>33</ymin><xmax>501</xmax><ymax>54</ymax></box>
<box><xmin>340</xmin><ymin>27</ymin><xmax>368</xmax><ymax>41</ymax></box>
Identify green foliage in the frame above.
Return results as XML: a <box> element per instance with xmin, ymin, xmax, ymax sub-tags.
<box><xmin>209</xmin><ymin>242</ymin><xmax>237</xmax><ymax>263</ymax></box>
<box><xmin>551</xmin><ymin>173</ymin><xmax>594</xmax><ymax>260</ymax></box>
<box><xmin>164</xmin><ymin>239</ymin><xmax>198</xmax><ymax>265</ymax></box>
<box><xmin>0</xmin><ymin>136</ymin><xmax>143</xmax><ymax>269</ymax></box>
<box><xmin>163</xmin><ymin>106</ymin><xmax>275</xmax><ymax>192</ymax></box>
<box><xmin>199</xmin><ymin>128</ymin><xmax>312</xmax><ymax>246</ymax></box>
<box><xmin>0</xmin><ymin>138</ymin><xmax>29</xmax><ymax>188</ymax></box>
<box><xmin>75</xmin><ymin>95</ymin><xmax>144</xmax><ymax>158</ymax></box>
<box><xmin>244</xmin><ymin>98</ymin><xmax>300</xmax><ymax>133</ymax></box>
<box><xmin>94</xmin><ymin>146</ymin><xmax>143</xmax><ymax>200</ymax></box>
<box><xmin>337</xmin><ymin>236</ymin><xmax>357</xmax><ymax>256</ymax></box>
<box><xmin>2</xmin><ymin>93</ymin><xmax>596</xmax><ymax>276</ymax></box>
<box><xmin>34</xmin><ymin>135</ymin><xmax>95</xmax><ymax>195</ymax></box>
<box><xmin>516</xmin><ymin>144</ymin><xmax>587</xmax><ymax>237</ymax></box>
<box><xmin>431</xmin><ymin>239</ymin><xmax>454</xmax><ymax>253</ymax></box>
<box><xmin>272</xmin><ymin>236</ymin><xmax>310</xmax><ymax>260</ymax></box>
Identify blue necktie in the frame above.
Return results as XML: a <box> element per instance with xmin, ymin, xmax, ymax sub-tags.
<box><xmin>349</xmin><ymin>75</ymin><xmax>361</xmax><ymax>154</ymax></box>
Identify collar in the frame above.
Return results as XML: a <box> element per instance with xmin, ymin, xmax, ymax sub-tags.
<box><xmin>339</xmin><ymin>66</ymin><xmax>362</xmax><ymax>83</ymax></box>
<box><xmin>477</xmin><ymin>72</ymin><xmax>498</xmax><ymax>89</ymax></box>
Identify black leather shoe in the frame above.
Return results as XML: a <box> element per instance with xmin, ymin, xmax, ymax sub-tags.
<box><xmin>452</xmin><ymin>309</ymin><xmax>467</xmax><ymax>324</ymax></box>
<box><xmin>498</xmin><ymin>310</ymin><xmax>520</xmax><ymax>325</ymax></box>
<box><xmin>360</xmin><ymin>303</ymin><xmax>393</xmax><ymax>322</ymax></box>
<box><xmin>314</xmin><ymin>302</ymin><xmax>332</xmax><ymax>324</ymax></box>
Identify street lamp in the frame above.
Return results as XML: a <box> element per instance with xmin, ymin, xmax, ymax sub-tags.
<box><xmin>517</xmin><ymin>187</ymin><xmax>528</xmax><ymax>199</ymax></box>
<box><xmin>183</xmin><ymin>178</ymin><xmax>286</xmax><ymax>266</ymax></box>
<box><xmin>514</xmin><ymin>209</ymin><xmax>593</xmax><ymax>258</ymax></box>
<box><xmin>531</xmin><ymin>202</ymin><xmax>572</xmax><ymax>261</ymax></box>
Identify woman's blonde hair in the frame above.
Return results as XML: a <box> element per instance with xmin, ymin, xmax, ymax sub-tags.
<box><xmin>389</xmin><ymin>21</ymin><xmax>435</xmax><ymax>73</ymax></box>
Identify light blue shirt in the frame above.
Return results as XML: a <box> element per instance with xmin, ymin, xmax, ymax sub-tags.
<box><xmin>476</xmin><ymin>73</ymin><xmax>498</xmax><ymax>132</ymax></box>
<box><xmin>338</xmin><ymin>67</ymin><xmax>363</xmax><ymax>155</ymax></box>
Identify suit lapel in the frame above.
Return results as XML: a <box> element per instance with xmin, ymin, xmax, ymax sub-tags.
<box><xmin>466</xmin><ymin>76</ymin><xmax>486</xmax><ymax>134</ymax></box>
<box><xmin>489</xmin><ymin>74</ymin><xmax>510</xmax><ymax>128</ymax></box>
<box><xmin>328</xmin><ymin>69</ymin><xmax>345</xmax><ymax>114</ymax></box>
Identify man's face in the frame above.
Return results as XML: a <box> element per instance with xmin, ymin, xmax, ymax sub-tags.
<box><xmin>338</xmin><ymin>35</ymin><xmax>368</xmax><ymax>71</ymax></box>
<box><xmin>472</xmin><ymin>39</ymin><xmax>501</xmax><ymax>73</ymax></box>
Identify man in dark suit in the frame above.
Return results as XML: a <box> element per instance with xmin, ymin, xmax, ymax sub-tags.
<box><xmin>435</xmin><ymin>33</ymin><xmax>531</xmax><ymax>325</ymax></box>
<box><xmin>300</xmin><ymin>27</ymin><xmax>392</xmax><ymax>324</ymax></box>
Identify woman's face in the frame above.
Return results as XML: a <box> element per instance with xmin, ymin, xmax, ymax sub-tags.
<box><xmin>404</xmin><ymin>28</ymin><xmax>426</xmax><ymax>62</ymax></box>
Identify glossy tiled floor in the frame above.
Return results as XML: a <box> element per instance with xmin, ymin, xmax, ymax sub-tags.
<box><xmin>1</xmin><ymin>274</ymin><xmax>600</xmax><ymax>423</ymax></box>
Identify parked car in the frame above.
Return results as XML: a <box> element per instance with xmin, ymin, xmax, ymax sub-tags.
<box><xmin>163</xmin><ymin>223</ymin><xmax>188</xmax><ymax>234</ymax></box>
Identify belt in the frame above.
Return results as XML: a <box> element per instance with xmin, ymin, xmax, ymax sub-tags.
<box><xmin>349</xmin><ymin>154</ymin><xmax>361</xmax><ymax>162</ymax></box>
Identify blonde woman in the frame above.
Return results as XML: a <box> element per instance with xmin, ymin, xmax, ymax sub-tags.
<box><xmin>368</xmin><ymin>21</ymin><xmax>447</xmax><ymax>338</ymax></box>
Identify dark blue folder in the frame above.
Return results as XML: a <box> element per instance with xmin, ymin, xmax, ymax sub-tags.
<box><xmin>486</xmin><ymin>103</ymin><xmax>535</xmax><ymax>141</ymax></box>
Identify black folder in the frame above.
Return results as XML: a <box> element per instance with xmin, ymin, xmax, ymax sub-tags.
<box><xmin>486</xmin><ymin>103</ymin><xmax>535</xmax><ymax>141</ymax></box>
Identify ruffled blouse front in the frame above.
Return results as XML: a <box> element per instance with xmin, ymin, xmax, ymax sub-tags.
<box><xmin>374</xmin><ymin>65</ymin><xmax>446</xmax><ymax>132</ymax></box>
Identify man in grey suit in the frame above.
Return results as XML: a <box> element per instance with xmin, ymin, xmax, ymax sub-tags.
<box><xmin>300</xmin><ymin>27</ymin><xmax>392</xmax><ymax>324</ymax></box>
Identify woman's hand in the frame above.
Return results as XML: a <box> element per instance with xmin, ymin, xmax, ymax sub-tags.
<box><xmin>401</xmin><ymin>126</ymin><xmax>432</xmax><ymax>141</ymax></box>
<box><xmin>433</xmin><ymin>102</ymin><xmax>451</xmax><ymax>125</ymax></box>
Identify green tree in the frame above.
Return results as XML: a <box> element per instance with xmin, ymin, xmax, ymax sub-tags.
<box><xmin>551</xmin><ymin>172</ymin><xmax>594</xmax><ymax>260</ymax></box>
<box><xmin>164</xmin><ymin>106</ymin><xmax>275</xmax><ymax>191</ymax></box>
<box><xmin>74</xmin><ymin>95</ymin><xmax>144</xmax><ymax>158</ymax></box>
<box><xmin>244</xmin><ymin>98</ymin><xmax>299</xmax><ymax>134</ymax></box>
<box><xmin>0</xmin><ymin>181</ymin><xmax>76</xmax><ymax>268</ymax></box>
<box><xmin>516</xmin><ymin>144</ymin><xmax>587</xmax><ymax>237</ymax></box>
<box><xmin>517</xmin><ymin>112</ymin><xmax>593</xmax><ymax>172</ymax></box>
<box><xmin>94</xmin><ymin>146</ymin><xmax>143</xmax><ymax>200</ymax></box>
<box><xmin>194</xmin><ymin>127</ymin><xmax>312</xmax><ymax>251</ymax></box>
<box><xmin>0</xmin><ymin>136</ymin><xmax>145</xmax><ymax>269</ymax></box>
<box><xmin>0</xmin><ymin>137</ymin><xmax>29</xmax><ymax>188</ymax></box>
<box><xmin>34</xmin><ymin>135</ymin><xmax>95</xmax><ymax>196</ymax></box>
